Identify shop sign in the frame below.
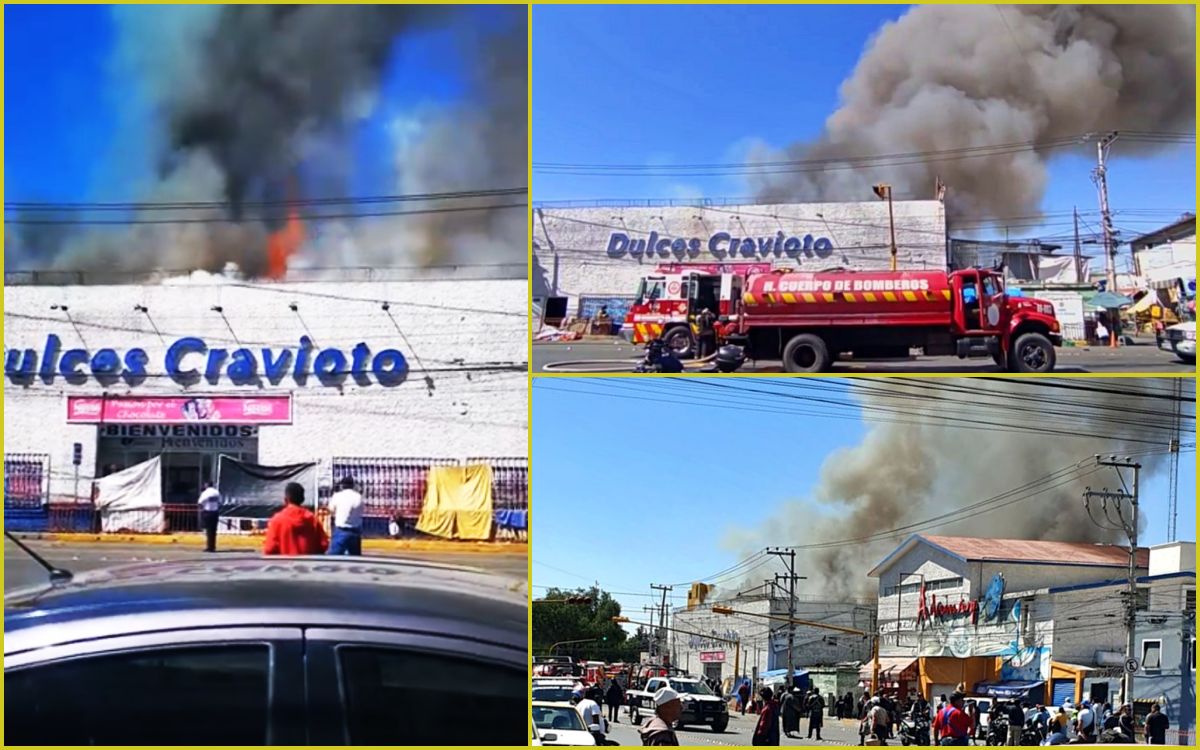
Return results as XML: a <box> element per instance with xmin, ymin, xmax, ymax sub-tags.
<box><xmin>916</xmin><ymin>582</ymin><xmax>979</xmax><ymax>627</ymax></box>
<box><xmin>6</xmin><ymin>335</ymin><xmax>408</xmax><ymax>387</ymax></box>
<box><xmin>99</xmin><ymin>423</ymin><xmax>259</xmax><ymax>451</ymax></box>
<box><xmin>68</xmin><ymin>396</ymin><xmax>292</xmax><ymax>425</ymax></box>
<box><xmin>607</xmin><ymin>231</ymin><xmax>835</xmax><ymax>261</ymax></box>
<box><xmin>656</xmin><ymin>263</ymin><xmax>774</xmax><ymax>275</ymax></box>
<box><xmin>699</xmin><ymin>651</ymin><xmax>726</xmax><ymax>663</ymax></box>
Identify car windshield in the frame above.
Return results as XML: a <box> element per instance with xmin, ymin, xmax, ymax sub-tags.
<box><xmin>533</xmin><ymin>687</ymin><xmax>576</xmax><ymax>703</ymax></box>
<box><xmin>533</xmin><ymin>705</ymin><xmax>586</xmax><ymax>732</ymax></box>
<box><xmin>674</xmin><ymin>681</ymin><xmax>714</xmax><ymax>695</ymax></box>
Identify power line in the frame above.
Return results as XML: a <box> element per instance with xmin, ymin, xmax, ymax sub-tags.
<box><xmin>4</xmin><ymin>201</ymin><xmax>527</xmax><ymax>226</ymax></box>
<box><xmin>4</xmin><ymin>187</ymin><xmax>527</xmax><ymax>212</ymax></box>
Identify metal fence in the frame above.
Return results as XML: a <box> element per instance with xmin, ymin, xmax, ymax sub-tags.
<box><xmin>4</xmin><ymin>453</ymin><xmax>50</xmax><ymax>509</ymax></box>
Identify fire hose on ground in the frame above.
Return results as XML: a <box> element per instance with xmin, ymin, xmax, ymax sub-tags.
<box><xmin>540</xmin><ymin>349</ymin><xmax>723</xmax><ymax>373</ymax></box>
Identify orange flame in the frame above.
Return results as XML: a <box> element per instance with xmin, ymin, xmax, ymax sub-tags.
<box><xmin>266</xmin><ymin>204</ymin><xmax>304</xmax><ymax>279</ymax></box>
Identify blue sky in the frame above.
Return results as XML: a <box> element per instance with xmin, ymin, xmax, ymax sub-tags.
<box><xmin>533</xmin><ymin>5</ymin><xmax>1195</xmax><ymax>260</ymax></box>
<box><xmin>532</xmin><ymin>378</ymin><xmax>1196</xmax><ymax>620</ymax></box>
<box><xmin>3</xmin><ymin>5</ymin><xmax>504</xmax><ymax>203</ymax></box>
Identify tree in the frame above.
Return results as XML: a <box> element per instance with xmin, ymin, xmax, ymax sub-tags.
<box><xmin>533</xmin><ymin>586</ymin><xmax>642</xmax><ymax>662</ymax></box>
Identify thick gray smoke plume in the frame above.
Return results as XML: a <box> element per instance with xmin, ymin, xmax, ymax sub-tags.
<box><xmin>724</xmin><ymin>379</ymin><xmax>1192</xmax><ymax>600</ymax></box>
<box><xmin>750</xmin><ymin>5</ymin><xmax>1195</xmax><ymax>220</ymax></box>
<box><xmin>8</xmin><ymin>5</ymin><xmax>526</xmax><ymax>276</ymax></box>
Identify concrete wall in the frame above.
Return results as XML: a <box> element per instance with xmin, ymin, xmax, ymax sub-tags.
<box><xmin>4</xmin><ymin>277</ymin><xmax>527</xmax><ymax>501</ymax></box>
<box><xmin>1134</xmin><ymin>228</ymin><xmax>1196</xmax><ymax>284</ymax></box>
<box><xmin>533</xmin><ymin>200</ymin><xmax>948</xmax><ymax>311</ymax></box>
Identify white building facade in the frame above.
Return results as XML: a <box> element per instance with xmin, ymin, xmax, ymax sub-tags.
<box><xmin>532</xmin><ymin>200</ymin><xmax>949</xmax><ymax>322</ymax></box>
<box><xmin>3</xmin><ymin>273</ymin><xmax>527</xmax><ymax>532</ymax></box>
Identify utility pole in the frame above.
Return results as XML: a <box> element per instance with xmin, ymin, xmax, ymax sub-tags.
<box><xmin>1083</xmin><ymin>454</ymin><xmax>1141</xmax><ymax>705</ymax></box>
<box><xmin>874</xmin><ymin>183</ymin><xmax>898</xmax><ymax>271</ymax></box>
<box><xmin>1168</xmin><ymin>378</ymin><xmax>1182</xmax><ymax>542</ymax></box>
<box><xmin>767</xmin><ymin>547</ymin><xmax>805</xmax><ymax>688</ymax></box>
<box><xmin>1091</xmin><ymin>132</ymin><xmax>1119</xmax><ymax>300</ymax></box>
<box><xmin>1073</xmin><ymin>206</ymin><xmax>1084</xmax><ymax>282</ymax></box>
<box><xmin>643</xmin><ymin>605</ymin><xmax>660</xmax><ymax>659</ymax></box>
<box><xmin>651</xmin><ymin>584</ymin><xmax>673</xmax><ymax>664</ymax></box>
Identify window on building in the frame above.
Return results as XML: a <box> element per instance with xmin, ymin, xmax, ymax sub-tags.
<box><xmin>1136</xmin><ymin>587</ymin><xmax>1150</xmax><ymax>611</ymax></box>
<box><xmin>1142</xmin><ymin>640</ymin><xmax>1162</xmax><ymax>671</ymax></box>
<box><xmin>1186</xmin><ymin>588</ymin><xmax>1195</xmax><ymax>613</ymax></box>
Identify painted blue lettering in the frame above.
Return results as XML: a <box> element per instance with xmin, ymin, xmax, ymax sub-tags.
<box><xmin>205</xmin><ymin>349</ymin><xmax>228</xmax><ymax>381</ymax></box>
<box><xmin>227</xmin><ymin>348</ymin><xmax>257</xmax><ymax>383</ymax></box>
<box><xmin>294</xmin><ymin>336</ymin><xmax>314</xmax><ymax>377</ymax></box>
<box><xmin>802</xmin><ymin>235</ymin><xmax>815</xmax><ymax>257</ymax></box>
<box><xmin>262</xmin><ymin>349</ymin><xmax>292</xmax><ymax>382</ymax></box>
<box><xmin>39</xmin><ymin>334</ymin><xmax>61</xmax><ymax>381</ymax></box>
<box><xmin>629</xmin><ymin>238</ymin><xmax>646</xmax><ymax>258</ymax></box>
<box><xmin>814</xmin><ymin>237</ymin><xmax>834</xmax><ymax>258</ymax></box>
<box><xmin>671</xmin><ymin>238</ymin><xmax>687</xmax><ymax>259</ymax></box>
<box><xmin>372</xmin><ymin>349</ymin><xmax>408</xmax><ymax>385</ymax></box>
<box><xmin>606</xmin><ymin>232</ymin><xmax>630</xmax><ymax>259</ymax></box>
<box><xmin>59</xmin><ymin>349</ymin><xmax>88</xmax><ymax>377</ymax></box>
<box><xmin>655</xmin><ymin>238</ymin><xmax>672</xmax><ymax>258</ymax></box>
<box><xmin>90</xmin><ymin>349</ymin><xmax>121</xmax><ymax>375</ymax></box>
<box><xmin>783</xmin><ymin>237</ymin><xmax>802</xmax><ymax>258</ymax></box>
<box><xmin>709</xmin><ymin>232</ymin><xmax>731</xmax><ymax>258</ymax></box>
<box><xmin>165</xmin><ymin>337</ymin><xmax>206</xmax><ymax>378</ymax></box>
<box><xmin>314</xmin><ymin>348</ymin><xmax>346</xmax><ymax>376</ymax></box>
<box><xmin>739</xmin><ymin>238</ymin><xmax>756</xmax><ymax>258</ymax></box>
<box><xmin>350</xmin><ymin>343</ymin><xmax>372</xmax><ymax>376</ymax></box>
<box><xmin>122</xmin><ymin>349</ymin><xmax>148</xmax><ymax>378</ymax></box>
<box><xmin>687</xmin><ymin>238</ymin><xmax>702</xmax><ymax>258</ymax></box>
<box><xmin>5</xmin><ymin>348</ymin><xmax>36</xmax><ymax>378</ymax></box>
<box><xmin>756</xmin><ymin>237</ymin><xmax>775</xmax><ymax>257</ymax></box>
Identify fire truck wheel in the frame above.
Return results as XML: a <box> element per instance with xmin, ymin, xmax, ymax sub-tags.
<box><xmin>992</xmin><ymin>349</ymin><xmax>1006</xmax><ymax>368</ymax></box>
<box><xmin>663</xmin><ymin>326</ymin><xmax>695</xmax><ymax>358</ymax></box>
<box><xmin>782</xmin><ymin>333</ymin><xmax>832</xmax><ymax>373</ymax></box>
<box><xmin>1009</xmin><ymin>332</ymin><xmax>1056</xmax><ymax>373</ymax></box>
<box><xmin>712</xmin><ymin>717</ymin><xmax>729</xmax><ymax>733</ymax></box>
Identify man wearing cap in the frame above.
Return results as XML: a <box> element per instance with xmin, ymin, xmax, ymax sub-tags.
<box><xmin>327</xmin><ymin>475</ymin><xmax>364</xmax><ymax>556</ymax></box>
<box><xmin>639</xmin><ymin>686</ymin><xmax>682</xmax><ymax>746</ymax></box>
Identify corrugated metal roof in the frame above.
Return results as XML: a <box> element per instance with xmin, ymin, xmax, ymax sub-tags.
<box><xmin>922</xmin><ymin>535</ymin><xmax>1148</xmax><ymax>567</ymax></box>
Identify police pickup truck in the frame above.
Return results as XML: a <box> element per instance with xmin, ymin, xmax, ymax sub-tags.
<box><xmin>626</xmin><ymin>675</ymin><xmax>729</xmax><ymax>733</ymax></box>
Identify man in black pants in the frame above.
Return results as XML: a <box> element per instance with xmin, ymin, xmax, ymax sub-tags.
<box><xmin>197</xmin><ymin>481</ymin><xmax>221</xmax><ymax>552</ymax></box>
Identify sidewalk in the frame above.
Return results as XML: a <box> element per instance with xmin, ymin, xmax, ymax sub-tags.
<box><xmin>12</xmin><ymin>531</ymin><xmax>527</xmax><ymax>555</ymax></box>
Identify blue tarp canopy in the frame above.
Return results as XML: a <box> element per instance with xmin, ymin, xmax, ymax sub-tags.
<box><xmin>759</xmin><ymin>668</ymin><xmax>810</xmax><ymax>691</ymax></box>
<box><xmin>974</xmin><ymin>680</ymin><xmax>1045</xmax><ymax>699</ymax></box>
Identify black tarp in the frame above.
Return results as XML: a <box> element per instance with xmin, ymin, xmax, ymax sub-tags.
<box><xmin>217</xmin><ymin>456</ymin><xmax>317</xmax><ymax>519</ymax></box>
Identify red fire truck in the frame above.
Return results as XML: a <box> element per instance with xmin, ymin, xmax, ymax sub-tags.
<box><xmin>622</xmin><ymin>265</ymin><xmax>1062</xmax><ymax>372</ymax></box>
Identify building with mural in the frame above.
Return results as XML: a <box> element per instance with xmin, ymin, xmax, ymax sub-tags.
<box><xmin>870</xmin><ymin>534</ymin><xmax>1195</xmax><ymax>738</ymax></box>
<box><xmin>531</xmin><ymin>199</ymin><xmax>949</xmax><ymax>325</ymax></box>
<box><xmin>3</xmin><ymin>271</ymin><xmax>527</xmax><ymax>537</ymax></box>
<box><xmin>670</xmin><ymin>581</ymin><xmax>875</xmax><ymax>695</ymax></box>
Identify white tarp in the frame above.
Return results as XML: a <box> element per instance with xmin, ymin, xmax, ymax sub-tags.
<box><xmin>1037</xmin><ymin>256</ymin><xmax>1090</xmax><ymax>284</ymax></box>
<box><xmin>95</xmin><ymin>456</ymin><xmax>164</xmax><ymax>533</ymax></box>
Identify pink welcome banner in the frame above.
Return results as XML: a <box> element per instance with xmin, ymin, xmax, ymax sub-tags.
<box><xmin>67</xmin><ymin>396</ymin><xmax>293</xmax><ymax>425</ymax></box>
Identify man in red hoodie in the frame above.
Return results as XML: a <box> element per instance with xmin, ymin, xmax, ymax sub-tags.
<box><xmin>263</xmin><ymin>482</ymin><xmax>329</xmax><ymax>555</ymax></box>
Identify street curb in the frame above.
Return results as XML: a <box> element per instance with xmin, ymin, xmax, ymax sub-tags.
<box><xmin>13</xmin><ymin>532</ymin><xmax>527</xmax><ymax>555</ymax></box>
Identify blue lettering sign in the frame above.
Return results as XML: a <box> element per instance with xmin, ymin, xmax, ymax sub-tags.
<box><xmin>606</xmin><ymin>230</ymin><xmax>834</xmax><ymax>260</ymax></box>
<box><xmin>5</xmin><ymin>335</ymin><xmax>409</xmax><ymax>387</ymax></box>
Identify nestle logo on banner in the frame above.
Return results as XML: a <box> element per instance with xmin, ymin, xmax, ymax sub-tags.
<box><xmin>606</xmin><ymin>230</ymin><xmax>835</xmax><ymax>260</ymax></box>
<box><xmin>243</xmin><ymin>401</ymin><xmax>275</xmax><ymax>416</ymax></box>
<box><xmin>5</xmin><ymin>334</ymin><xmax>409</xmax><ymax>388</ymax></box>
<box><xmin>73</xmin><ymin>401</ymin><xmax>102</xmax><ymax>416</ymax></box>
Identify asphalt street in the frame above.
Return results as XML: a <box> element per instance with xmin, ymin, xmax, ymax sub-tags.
<box><xmin>603</xmin><ymin>711</ymin><xmax>868</xmax><ymax>747</ymax></box>
<box><xmin>534</xmin><ymin>339</ymin><xmax>1194</xmax><ymax>373</ymax></box>
<box><xmin>4</xmin><ymin>539</ymin><xmax>528</xmax><ymax>592</ymax></box>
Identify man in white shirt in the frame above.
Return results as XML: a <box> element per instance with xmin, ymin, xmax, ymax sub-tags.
<box><xmin>573</xmin><ymin>692</ymin><xmax>603</xmax><ymax>737</ymax></box>
<box><xmin>197</xmin><ymin>481</ymin><xmax>221</xmax><ymax>552</ymax></box>
<box><xmin>327</xmin><ymin>476</ymin><xmax>364</xmax><ymax>556</ymax></box>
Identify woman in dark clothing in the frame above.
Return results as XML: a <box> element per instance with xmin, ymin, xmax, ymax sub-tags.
<box><xmin>807</xmin><ymin>690</ymin><xmax>826</xmax><ymax>740</ymax></box>
<box><xmin>753</xmin><ymin>687</ymin><xmax>781</xmax><ymax>746</ymax></box>
<box><xmin>781</xmin><ymin>688</ymin><xmax>801</xmax><ymax>738</ymax></box>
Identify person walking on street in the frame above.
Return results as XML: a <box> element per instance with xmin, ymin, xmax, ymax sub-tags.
<box><xmin>1006</xmin><ymin>700</ymin><xmax>1026</xmax><ymax>746</ymax></box>
<box><xmin>197</xmin><ymin>481</ymin><xmax>221</xmax><ymax>552</ymax></box>
<box><xmin>781</xmin><ymin>687</ymin><xmax>800</xmax><ymax>738</ymax></box>
<box><xmin>639</xmin><ymin>687</ymin><xmax>682</xmax><ymax>746</ymax></box>
<box><xmin>933</xmin><ymin>692</ymin><xmax>973</xmax><ymax>746</ymax></box>
<box><xmin>696</xmin><ymin>308</ymin><xmax>718</xmax><ymax>359</ymax></box>
<box><xmin>752</xmin><ymin>687</ymin><xmax>781</xmax><ymax>746</ymax></box>
<box><xmin>1145</xmin><ymin>703</ymin><xmax>1169</xmax><ymax>745</ymax></box>
<box><xmin>739</xmin><ymin>680</ymin><xmax>752</xmax><ymax>716</ymax></box>
<box><xmin>263</xmin><ymin>482</ymin><xmax>329</xmax><ymax>555</ymax></box>
<box><xmin>807</xmin><ymin>689</ymin><xmax>826</xmax><ymax>740</ymax></box>
<box><xmin>606</xmin><ymin>678</ymin><xmax>625</xmax><ymax>724</ymax></box>
<box><xmin>327</xmin><ymin>475</ymin><xmax>364</xmax><ymax>555</ymax></box>
<box><xmin>1074</xmin><ymin>700</ymin><xmax>1097</xmax><ymax>743</ymax></box>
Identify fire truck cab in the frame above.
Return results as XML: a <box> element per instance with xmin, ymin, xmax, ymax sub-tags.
<box><xmin>623</xmin><ymin>265</ymin><xmax>758</xmax><ymax>357</ymax></box>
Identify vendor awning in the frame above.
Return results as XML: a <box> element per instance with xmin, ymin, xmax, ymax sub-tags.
<box><xmin>974</xmin><ymin>681</ymin><xmax>1045</xmax><ymax>699</ymax></box>
<box><xmin>858</xmin><ymin>657</ymin><xmax>918</xmax><ymax>683</ymax></box>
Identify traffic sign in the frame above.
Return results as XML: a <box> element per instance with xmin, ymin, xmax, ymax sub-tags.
<box><xmin>72</xmin><ymin>443</ymin><xmax>82</xmax><ymax>466</ymax></box>
<box><xmin>1124</xmin><ymin>657</ymin><xmax>1140</xmax><ymax>674</ymax></box>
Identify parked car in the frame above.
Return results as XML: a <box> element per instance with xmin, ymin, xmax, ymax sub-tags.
<box><xmin>1157</xmin><ymin>320</ymin><xmax>1196</xmax><ymax>364</ymax></box>
<box><xmin>533</xmin><ymin>700</ymin><xmax>598</xmax><ymax>746</ymax></box>
<box><xmin>5</xmin><ymin>555</ymin><xmax>527</xmax><ymax>745</ymax></box>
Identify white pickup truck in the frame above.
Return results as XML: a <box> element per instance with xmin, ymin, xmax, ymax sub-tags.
<box><xmin>626</xmin><ymin>675</ymin><xmax>729</xmax><ymax>733</ymax></box>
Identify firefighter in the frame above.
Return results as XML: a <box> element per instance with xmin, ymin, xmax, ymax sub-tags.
<box><xmin>696</xmin><ymin>308</ymin><xmax>718</xmax><ymax>359</ymax></box>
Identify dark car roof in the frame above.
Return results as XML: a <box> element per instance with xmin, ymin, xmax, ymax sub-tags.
<box><xmin>6</xmin><ymin>555</ymin><xmax>527</xmax><ymax>655</ymax></box>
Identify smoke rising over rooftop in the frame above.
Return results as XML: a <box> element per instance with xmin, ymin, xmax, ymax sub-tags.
<box><xmin>6</xmin><ymin>5</ymin><xmax>526</xmax><ymax>277</ymax></box>
<box><xmin>749</xmin><ymin>5</ymin><xmax>1195</xmax><ymax>220</ymax></box>
<box><xmin>723</xmin><ymin>380</ymin><xmax>1192</xmax><ymax>600</ymax></box>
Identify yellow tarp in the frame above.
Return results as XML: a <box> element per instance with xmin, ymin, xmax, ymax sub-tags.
<box><xmin>416</xmin><ymin>464</ymin><xmax>494</xmax><ymax>540</ymax></box>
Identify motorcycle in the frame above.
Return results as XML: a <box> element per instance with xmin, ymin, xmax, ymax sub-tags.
<box><xmin>986</xmin><ymin>715</ymin><xmax>1009</xmax><ymax>746</ymax></box>
<box><xmin>635</xmin><ymin>339</ymin><xmax>684</xmax><ymax>373</ymax></box>
<box><xmin>898</xmin><ymin>715</ymin><xmax>930</xmax><ymax>746</ymax></box>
